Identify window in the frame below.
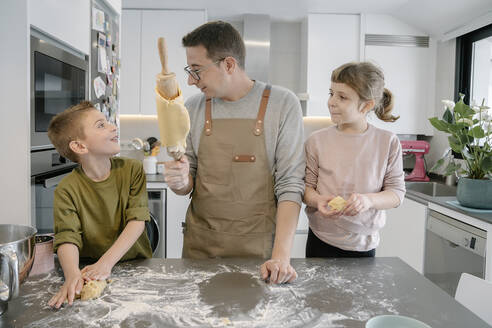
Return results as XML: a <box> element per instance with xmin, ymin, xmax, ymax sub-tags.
<box><xmin>456</xmin><ymin>23</ymin><xmax>492</xmax><ymax>106</ymax></box>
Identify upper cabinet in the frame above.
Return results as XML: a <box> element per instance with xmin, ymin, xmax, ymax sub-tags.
<box><xmin>302</xmin><ymin>13</ymin><xmax>436</xmax><ymax>135</ymax></box>
<box><xmin>304</xmin><ymin>14</ymin><xmax>361</xmax><ymax>117</ymax></box>
<box><xmin>29</xmin><ymin>0</ymin><xmax>91</xmax><ymax>55</ymax></box>
<box><xmin>363</xmin><ymin>15</ymin><xmax>436</xmax><ymax>135</ymax></box>
<box><xmin>120</xmin><ymin>9</ymin><xmax>206</xmax><ymax>115</ymax></box>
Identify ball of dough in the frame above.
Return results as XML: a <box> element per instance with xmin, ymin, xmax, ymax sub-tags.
<box><xmin>328</xmin><ymin>196</ymin><xmax>347</xmax><ymax>211</ymax></box>
<box><xmin>80</xmin><ymin>280</ymin><xmax>107</xmax><ymax>301</ymax></box>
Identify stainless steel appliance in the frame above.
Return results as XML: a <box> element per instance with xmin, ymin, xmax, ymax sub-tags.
<box><xmin>147</xmin><ymin>189</ymin><xmax>166</xmax><ymax>258</ymax></box>
<box><xmin>0</xmin><ymin>225</ymin><xmax>37</xmax><ymax>315</ymax></box>
<box><xmin>30</xmin><ymin>34</ymin><xmax>88</xmax><ymax>151</ymax></box>
<box><xmin>424</xmin><ymin>210</ymin><xmax>486</xmax><ymax>297</ymax></box>
<box><xmin>30</xmin><ymin>32</ymin><xmax>87</xmax><ymax>231</ymax></box>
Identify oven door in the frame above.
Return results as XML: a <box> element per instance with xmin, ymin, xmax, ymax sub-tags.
<box><xmin>31</xmin><ymin>168</ymin><xmax>73</xmax><ymax>234</ymax></box>
<box><xmin>30</xmin><ymin>35</ymin><xmax>88</xmax><ymax>149</ymax></box>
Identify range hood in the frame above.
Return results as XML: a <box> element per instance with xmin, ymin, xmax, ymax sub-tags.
<box><xmin>243</xmin><ymin>14</ymin><xmax>270</xmax><ymax>83</ymax></box>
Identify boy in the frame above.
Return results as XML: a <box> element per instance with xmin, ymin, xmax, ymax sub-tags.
<box><xmin>46</xmin><ymin>101</ymin><xmax>152</xmax><ymax>308</ymax></box>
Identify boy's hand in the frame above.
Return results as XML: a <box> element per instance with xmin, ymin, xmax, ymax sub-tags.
<box><xmin>81</xmin><ymin>260</ymin><xmax>112</xmax><ymax>281</ymax></box>
<box><xmin>164</xmin><ymin>156</ymin><xmax>190</xmax><ymax>191</ymax></box>
<box><xmin>316</xmin><ymin>194</ymin><xmax>342</xmax><ymax>219</ymax></box>
<box><xmin>48</xmin><ymin>271</ymin><xmax>84</xmax><ymax>309</ymax></box>
<box><xmin>341</xmin><ymin>193</ymin><xmax>373</xmax><ymax>216</ymax></box>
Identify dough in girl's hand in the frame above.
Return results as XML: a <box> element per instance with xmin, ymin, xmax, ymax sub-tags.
<box><xmin>328</xmin><ymin>196</ymin><xmax>347</xmax><ymax>211</ymax></box>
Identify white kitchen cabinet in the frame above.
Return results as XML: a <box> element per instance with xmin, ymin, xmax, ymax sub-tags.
<box><xmin>120</xmin><ymin>9</ymin><xmax>205</xmax><ymax>115</ymax></box>
<box><xmin>120</xmin><ymin>10</ymin><xmax>141</xmax><ymax>115</ymax></box>
<box><xmin>304</xmin><ymin>14</ymin><xmax>360</xmax><ymax>116</ymax></box>
<box><xmin>165</xmin><ymin>190</ymin><xmax>190</xmax><ymax>258</ymax></box>
<box><xmin>292</xmin><ymin>233</ymin><xmax>308</xmax><ymax>258</ymax></box>
<box><xmin>377</xmin><ymin>198</ymin><xmax>427</xmax><ymax>273</ymax></box>
<box><xmin>363</xmin><ymin>14</ymin><xmax>436</xmax><ymax>135</ymax></box>
<box><xmin>291</xmin><ymin>204</ymin><xmax>309</xmax><ymax>258</ymax></box>
<box><xmin>29</xmin><ymin>0</ymin><xmax>90</xmax><ymax>55</ymax></box>
<box><xmin>364</xmin><ymin>45</ymin><xmax>435</xmax><ymax>135</ymax></box>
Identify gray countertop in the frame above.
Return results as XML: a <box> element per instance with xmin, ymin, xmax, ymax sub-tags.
<box><xmin>1</xmin><ymin>257</ymin><xmax>488</xmax><ymax>328</ymax></box>
<box><xmin>406</xmin><ymin>190</ymin><xmax>492</xmax><ymax>224</ymax></box>
<box><xmin>146</xmin><ymin>173</ymin><xmax>166</xmax><ymax>183</ymax></box>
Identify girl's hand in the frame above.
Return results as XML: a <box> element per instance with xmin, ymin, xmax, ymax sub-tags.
<box><xmin>81</xmin><ymin>260</ymin><xmax>112</xmax><ymax>281</ymax></box>
<box><xmin>341</xmin><ymin>193</ymin><xmax>373</xmax><ymax>216</ymax></box>
<box><xmin>317</xmin><ymin>195</ymin><xmax>342</xmax><ymax>219</ymax></box>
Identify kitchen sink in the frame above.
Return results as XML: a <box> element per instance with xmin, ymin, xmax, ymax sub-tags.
<box><xmin>405</xmin><ymin>182</ymin><xmax>457</xmax><ymax>197</ymax></box>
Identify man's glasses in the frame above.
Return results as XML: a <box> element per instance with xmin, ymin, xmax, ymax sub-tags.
<box><xmin>184</xmin><ymin>58</ymin><xmax>225</xmax><ymax>81</ymax></box>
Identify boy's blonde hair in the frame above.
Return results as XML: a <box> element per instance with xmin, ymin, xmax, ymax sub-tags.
<box><xmin>331</xmin><ymin>62</ymin><xmax>399</xmax><ymax>122</ymax></box>
<box><xmin>47</xmin><ymin>101</ymin><xmax>96</xmax><ymax>163</ymax></box>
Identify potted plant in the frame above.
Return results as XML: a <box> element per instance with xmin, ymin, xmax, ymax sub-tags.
<box><xmin>429</xmin><ymin>94</ymin><xmax>492</xmax><ymax>209</ymax></box>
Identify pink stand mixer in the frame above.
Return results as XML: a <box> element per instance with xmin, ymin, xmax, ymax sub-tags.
<box><xmin>401</xmin><ymin>140</ymin><xmax>430</xmax><ymax>182</ymax></box>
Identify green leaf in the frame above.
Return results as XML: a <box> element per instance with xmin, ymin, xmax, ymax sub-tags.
<box><xmin>468</xmin><ymin>126</ymin><xmax>486</xmax><ymax>138</ymax></box>
<box><xmin>482</xmin><ymin>156</ymin><xmax>492</xmax><ymax>173</ymax></box>
<box><xmin>454</xmin><ymin>98</ymin><xmax>475</xmax><ymax>118</ymax></box>
<box><xmin>461</xmin><ymin>147</ymin><xmax>474</xmax><ymax>160</ymax></box>
<box><xmin>429</xmin><ymin>158</ymin><xmax>445</xmax><ymax>173</ymax></box>
<box><xmin>457</xmin><ymin>132</ymin><xmax>471</xmax><ymax>145</ymax></box>
<box><xmin>454</xmin><ymin>99</ymin><xmax>465</xmax><ymax>115</ymax></box>
<box><xmin>448</xmin><ymin>136</ymin><xmax>463</xmax><ymax>153</ymax></box>
<box><xmin>444</xmin><ymin>162</ymin><xmax>462</xmax><ymax>176</ymax></box>
<box><xmin>429</xmin><ymin>117</ymin><xmax>449</xmax><ymax>133</ymax></box>
<box><xmin>443</xmin><ymin>108</ymin><xmax>454</xmax><ymax>124</ymax></box>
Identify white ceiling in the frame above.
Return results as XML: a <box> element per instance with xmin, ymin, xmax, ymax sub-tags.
<box><xmin>124</xmin><ymin>0</ymin><xmax>492</xmax><ymax>37</ymax></box>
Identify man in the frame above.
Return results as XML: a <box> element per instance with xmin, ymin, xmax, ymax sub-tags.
<box><xmin>164</xmin><ymin>21</ymin><xmax>305</xmax><ymax>284</ymax></box>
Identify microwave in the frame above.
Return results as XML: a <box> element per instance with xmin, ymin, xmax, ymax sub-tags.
<box><xmin>30</xmin><ymin>35</ymin><xmax>89</xmax><ymax>151</ymax></box>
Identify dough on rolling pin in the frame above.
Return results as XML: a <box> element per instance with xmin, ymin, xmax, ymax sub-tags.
<box><xmin>80</xmin><ymin>279</ymin><xmax>107</xmax><ymax>301</ymax></box>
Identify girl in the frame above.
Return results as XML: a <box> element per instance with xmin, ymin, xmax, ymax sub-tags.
<box><xmin>303</xmin><ymin>62</ymin><xmax>406</xmax><ymax>258</ymax></box>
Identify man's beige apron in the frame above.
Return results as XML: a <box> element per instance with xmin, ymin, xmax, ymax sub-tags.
<box><xmin>182</xmin><ymin>85</ymin><xmax>277</xmax><ymax>259</ymax></box>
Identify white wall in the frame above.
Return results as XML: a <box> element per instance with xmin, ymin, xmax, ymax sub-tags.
<box><xmin>0</xmin><ymin>0</ymin><xmax>31</xmax><ymax>226</ymax></box>
<box><xmin>427</xmin><ymin>39</ymin><xmax>456</xmax><ymax>170</ymax></box>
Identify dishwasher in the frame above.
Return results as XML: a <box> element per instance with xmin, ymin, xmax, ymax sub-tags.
<box><xmin>424</xmin><ymin>209</ymin><xmax>487</xmax><ymax>297</ymax></box>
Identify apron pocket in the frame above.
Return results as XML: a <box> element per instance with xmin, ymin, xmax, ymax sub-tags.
<box><xmin>200</xmin><ymin>143</ymin><xmax>233</xmax><ymax>186</ymax></box>
<box><xmin>183</xmin><ymin>221</ymin><xmax>273</xmax><ymax>259</ymax></box>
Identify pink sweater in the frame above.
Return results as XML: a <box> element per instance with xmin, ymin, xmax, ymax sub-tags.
<box><xmin>304</xmin><ymin>124</ymin><xmax>406</xmax><ymax>251</ymax></box>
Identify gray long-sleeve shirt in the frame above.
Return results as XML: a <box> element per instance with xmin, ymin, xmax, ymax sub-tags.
<box><xmin>184</xmin><ymin>80</ymin><xmax>305</xmax><ymax>205</ymax></box>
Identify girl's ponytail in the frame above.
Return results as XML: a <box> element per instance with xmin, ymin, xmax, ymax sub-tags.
<box><xmin>375</xmin><ymin>88</ymin><xmax>399</xmax><ymax>122</ymax></box>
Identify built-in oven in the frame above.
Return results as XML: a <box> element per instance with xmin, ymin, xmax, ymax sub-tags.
<box><xmin>30</xmin><ymin>34</ymin><xmax>88</xmax><ymax>150</ymax></box>
<box><xmin>424</xmin><ymin>210</ymin><xmax>486</xmax><ymax>297</ymax></box>
<box><xmin>30</xmin><ymin>32</ymin><xmax>88</xmax><ymax>233</ymax></box>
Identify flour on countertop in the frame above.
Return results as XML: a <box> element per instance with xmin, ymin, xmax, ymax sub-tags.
<box><xmin>21</xmin><ymin>261</ymin><xmax>399</xmax><ymax>328</ymax></box>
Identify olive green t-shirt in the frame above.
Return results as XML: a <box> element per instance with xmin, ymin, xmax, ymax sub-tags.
<box><xmin>53</xmin><ymin>157</ymin><xmax>152</xmax><ymax>261</ymax></box>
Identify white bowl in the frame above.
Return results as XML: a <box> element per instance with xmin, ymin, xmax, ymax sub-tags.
<box><xmin>366</xmin><ymin>315</ymin><xmax>432</xmax><ymax>328</ymax></box>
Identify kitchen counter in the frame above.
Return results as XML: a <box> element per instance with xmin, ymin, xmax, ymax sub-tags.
<box><xmin>2</xmin><ymin>258</ymin><xmax>488</xmax><ymax>328</ymax></box>
<box><xmin>146</xmin><ymin>173</ymin><xmax>167</xmax><ymax>189</ymax></box>
<box><xmin>406</xmin><ymin>185</ymin><xmax>492</xmax><ymax>224</ymax></box>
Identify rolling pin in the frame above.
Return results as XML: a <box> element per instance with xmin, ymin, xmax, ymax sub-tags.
<box><xmin>155</xmin><ymin>37</ymin><xmax>190</xmax><ymax>161</ymax></box>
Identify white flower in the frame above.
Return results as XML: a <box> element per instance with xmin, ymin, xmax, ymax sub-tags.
<box><xmin>472</xmin><ymin>105</ymin><xmax>490</xmax><ymax>113</ymax></box>
<box><xmin>442</xmin><ymin>100</ymin><xmax>455</xmax><ymax>110</ymax></box>
<box><xmin>481</xmin><ymin>112</ymin><xmax>492</xmax><ymax>122</ymax></box>
<box><xmin>457</xmin><ymin>118</ymin><xmax>474</xmax><ymax>126</ymax></box>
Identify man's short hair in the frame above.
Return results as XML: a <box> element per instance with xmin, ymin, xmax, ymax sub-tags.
<box><xmin>47</xmin><ymin>101</ymin><xmax>96</xmax><ymax>163</ymax></box>
<box><xmin>182</xmin><ymin>21</ymin><xmax>246</xmax><ymax>69</ymax></box>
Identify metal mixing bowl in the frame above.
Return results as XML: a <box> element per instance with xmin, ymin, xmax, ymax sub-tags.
<box><xmin>0</xmin><ymin>224</ymin><xmax>37</xmax><ymax>315</ymax></box>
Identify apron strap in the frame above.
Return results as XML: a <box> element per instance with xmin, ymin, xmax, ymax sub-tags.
<box><xmin>204</xmin><ymin>85</ymin><xmax>271</xmax><ymax>137</ymax></box>
<box><xmin>204</xmin><ymin>98</ymin><xmax>212</xmax><ymax>136</ymax></box>
<box><xmin>254</xmin><ymin>85</ymin><xmax>271</xmax><ymax>136</ymax></box>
